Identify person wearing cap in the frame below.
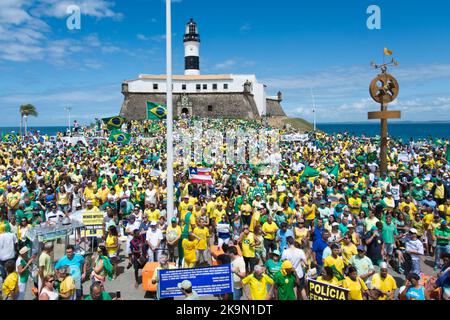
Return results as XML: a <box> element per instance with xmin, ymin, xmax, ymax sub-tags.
<box><xmin>405</xmin><ymin>227</ymin><xmax>424</xmax><ymax>275</ymax></box>
<box><xmin>178</xmin><ymin>279</ymin><xmax>199</xmax><ymax>300</ymax></box>
<box><xmin>15</xmin><ymin>246</ymin><xmax>34</xmax><ymax>300</ymax></box>
<box><xmin>273</xmin><ymin>260</ymin><xmax>297</xmax><ymax>300</ymax></box>
<box><xmin>370</xmin><ymin>261</ymin><xmax>397</xmax><ymax>300</ymax></box>
<box><xmin>434</xmin><ymin>219</ymin><xmax>450</xmax><ymax>270</ymax></box>
<box><xmin>166</xmin><ymin>217</ymin><xmax>181</xmax><ymax>263</ymax></box>
<box><xmin>264</xmin><ymin>250</ymin><xmax>282</xmax><ymax>279</ymax></box>
<box><xmin>399</xmin><ymin>272</ymin><xmax>428</xmax><ymax>300</ymax></box>
<box><xmin>349</xmin><ymin>245</ymin><xmax>375</xmax><ymax>283</ymax></box>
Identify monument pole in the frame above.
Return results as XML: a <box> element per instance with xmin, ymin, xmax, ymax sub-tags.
<box><xmin>368</xmin><ymin>53</ymin><xmax>400</xmax><ymax>175</ymax></box>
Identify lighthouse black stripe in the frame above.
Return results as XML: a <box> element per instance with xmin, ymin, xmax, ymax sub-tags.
<box><xmin>185</xmin><ymin>56</ymin><xmax>199</xmax><ymax>70</ymax></box>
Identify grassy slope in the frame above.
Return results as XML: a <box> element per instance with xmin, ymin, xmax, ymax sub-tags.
<box><xmin>268</xmin><ymin>117</ymin><xmax>315</xmax><ymax>132</ymax></box>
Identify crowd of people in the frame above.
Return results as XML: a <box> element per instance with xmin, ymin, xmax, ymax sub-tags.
<box><xmin>0</xmin><ymin>116</ymin><xmax>449</xmax><ymax>300</ymax></box>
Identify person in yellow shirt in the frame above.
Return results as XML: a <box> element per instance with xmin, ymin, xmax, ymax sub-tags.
<box><xmin>261</xmin><ymin>216</ymin><xmax>278</xmax><ymax>255</ymax></box>
<box><xmin>145</xmin><ymin>203</ymin><xmax>160</xmax><ymax>222</ymax></box>
<box><xmin>399</xmin><ymin>197</ymin><xmax>418</xmax><ymax>221</ymax></box>
<box><xmin>6</xmin><ymin>185</ymin><xmax>21</xmax><ymax>214</ymax></box>
<box><xmin>437</xmin><ymin>198</ymin><xmax>450</xmax><ymax>223</ymax></box>
<box><xmin>240</xmin><ymin>198</ymin><xmax>253</xmax><ymax>226</ymax></box>
<box><xmin>193</xmin><ymin>220</ymin><xmax>210</xmax><ymax>264</ymax></box>
<box><xmin>213</xmin><ymin>203</ymin><xmax>226</xmax><ymax>225</ymax></box>
<box><xmin>179</xmin><ymin>196</ymin><xmax>191</xmax><ymax>221</ymax></box>
<box><xmin>206</xmin><ymin>197</ymin><xmax>216</xmax><ymax>220</ymax></box>
<box><xmin>57</xmin><ymin>266</ymin><xmax>76</xmax><ymax>300</ymax></box>
<box><xmin>83</xmin><ymin>181</ymin><xmax>97</xmax><ymax>207</ymax></box>
<box><xmin>238</xmin><ymin>225</ymin><xmax>260</xmax><ymax>273</ymax></box>
<box><xmin>342</xmin><ymin>266</ymin><xmax>369</xmax><ymax>300</ymax></box>
<box><xmin>316</xmin><ymin>266</ymin><xmax>341</xmax><ymax>286</ymax></box>
<box><xmin>348</xmin><ymin>191</ymin><xmax>362</xmax><ymax>215</ymax></box>
<box><xmin>370</xmin><ymin>263</ymin><xmax>397</xmax><ymax>300</ymax></box>
<box><xmin>303</xmin><ymin>198</ymin><xmax>317</xmax><ymax>228</ymax></box>
<box><xmin>323</xmin><ymin>244</ymin><xmax>345</xmax><ymax>283</ymax></box>
<box><xmin>242</xmin><ymin>265</ymin><xmax>274</xmax><ymax>300</ymax></box>
<box><xmin>341</xmin><ymin>233</ymin><xmax>358</xmax><ymax>265</ymax></box>
<box><xmin>2</xmin><ymin>261</ymin><xmax>19</xmax><ymax>300</ymax></box>
<box><xmin>181</xmin><ymin>234</ymin><xmax>199</xmax><ymax>268</ymax></box>
<box><xmin>95</xmin><ymin>182</ymin><xmax>110</xmax><ymax>206</ymax></box>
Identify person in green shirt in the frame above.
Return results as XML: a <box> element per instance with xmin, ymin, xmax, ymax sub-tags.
<box><xmin>84</xmin><ymin>282</ymin><xmax>113</xmax><ymax>300</ymax></box>
<box><xmin>434</xmin><ymin>220</ymin><xmax>450</xmax><ymax>270</ymax></box>
<box><xmin>381</xmin><ymin>215</ymin><xmax>398</xmax><ymax>261</ymax></box>
<box><xmin>16</xmin><ymin>246</ymin><xmax>35</xmax><ymax>300</ymax></box>
<box><xmin>273</xmin><ymin>260</ymin><xmax>297</xmax><ymax>300</ymax></box>
<box><xmin>264</xmin><ymin>250</ymin><xmax>282</xmax><ymax>278</ymax></box>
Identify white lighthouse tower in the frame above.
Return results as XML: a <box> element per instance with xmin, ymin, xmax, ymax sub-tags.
<box><xmin>184</xmin><ymin>18</ymin><xmax>200</xmax><ymax>75</ymax></box>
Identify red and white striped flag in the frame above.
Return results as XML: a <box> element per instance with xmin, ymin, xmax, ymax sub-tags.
<box><xmin>189</xmin><ymin>167</ymin><xmax>213</xmax><ymax>185</ymax></box>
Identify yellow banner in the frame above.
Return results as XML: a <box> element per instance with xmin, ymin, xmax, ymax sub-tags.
<box><xmin>82</xmin><ymin>211</ymin><xmax>104</xmax><ymax>238</ymax></box>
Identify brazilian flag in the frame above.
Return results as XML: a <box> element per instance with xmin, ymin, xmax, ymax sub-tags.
<box><xmin>102</xmin><ymin>116</ymin><xmax>125</xmax><ymax>130</ymax></box>
<box><xmin>2</xmin><ymin>133</ymin><xmax>18</xmax><ymax>143</ymax></box>
<box><xmin>327</xmin><ymin>163</ymin><xmax>339</xmax><ymax>180</ymax></box>
<box><xmin>301</xmin><ymin>165</ymin><xmax>320</xmax><ymax>178</ymax></box>
<box><xmin>147</xmin><ymin>101</ymin><xmax>167</xmax><ymax>120</ymax></box>
<box><xmin>109</xmin><ymin>129</ymin><xmax>131</xmax><ymax>145</ymax></box>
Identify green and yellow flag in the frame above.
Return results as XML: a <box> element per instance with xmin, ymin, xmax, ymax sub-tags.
<box><xmin>102</xmin><ymin>116</ymin><xmax>125</xmax><ymax>130</ymax></box>
<box><xmin>2</xmin><ymin>133</ymin><xmax>18</xmax><ymax>143</ymax></box>
<box><xmin>446</xmin><ymin>146</ymin><xmax>450</xmax><ymax>162</ymax></box>
<box><xmin>108</xmin><ymin>129</ymin><xmax>131</xmax><ymax>145</ymax></box>
<box><xmin>147</xmin><ymin>101</ymin><xmax>167</xmax><ymax>120</ymax></box>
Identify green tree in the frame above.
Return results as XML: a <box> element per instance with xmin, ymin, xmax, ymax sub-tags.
<box><xmin>19</xmin><ymin>104</ymin><xmax>38</xmax><ymax>136</ymax></box>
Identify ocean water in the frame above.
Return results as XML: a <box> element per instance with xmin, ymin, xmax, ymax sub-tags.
<box><xmin>317</xmin><ymin>122</ymin><xmax>450</xmax><ymax>141</ymax></box>
<box><xmin>1</xmin><ymin>122</ymin><xmax>449</xmax><ymax>141</ymax></box>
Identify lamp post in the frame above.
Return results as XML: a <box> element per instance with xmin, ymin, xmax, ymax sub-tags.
<box><xmin>23</xmin><ymin>115</ymin><xmax>28</xmax><ymax>136</ymax></box>
<box><xmin>310</xmin><ymin>88</ymin><xmax>316</xmax><ymax>131</ymax></box>
<box><xmin>166</xmin><ymin>0</ymin><xmax>174</xmax><ymax>220</ymax></box>
<box><xmin>65</xmin><ymin>106</ymin><xmax>72</xmax><ymax>136</ymax></box>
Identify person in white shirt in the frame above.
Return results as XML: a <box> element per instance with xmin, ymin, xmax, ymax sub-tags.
<box><xmin>281</xmin><ymin>236</ymin><xmax>307</xmax><ymax>299</ymax></box>
<box><xmin>405</xmin><ymin>228</ymin><xmax>424</xmax><ymax>275</ymax></box>
<box><xmin>145</xmin><ymin>183</ymin><xmax>158</xmax><ymax>206</ymax></box>
<box><xmin>125</xmin><ymin>215</ymin><xmax>141</xmax><ymax>256</ymax></box>
<box><xmin>0</xmin><ymin>228</ymin><xmax>18</xmax><ymax>281</ymax></box>
<box><xmin>45</xmin><ymin>205</ymin><xmax>64</xmax><ymax>223</ymax></box>
<box><xmin>146</xmin><ymin>221</ymin><xmax>163</xmax><ymax>262</ymax></box>
<box><xmin>228</xmin><ymin>246</ymin><xmax>246</xmax><ymax>300</ymax></box>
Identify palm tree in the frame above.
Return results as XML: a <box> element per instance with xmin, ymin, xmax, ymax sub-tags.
<box><xmin>20</xmin><ymin>104</ymin><xmax>38</xmax><ymax>136</ymax></box>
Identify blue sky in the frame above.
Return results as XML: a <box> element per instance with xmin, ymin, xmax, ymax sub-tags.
<box><xmin>1</xmin><ymin>0</ymin><xmax>450</xmax><ymax>126</ymax></box>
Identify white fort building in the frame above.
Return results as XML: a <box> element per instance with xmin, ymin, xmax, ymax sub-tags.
<box><xmin>120</xmin><ymin>18</ymin><xmax>286</xmax><ymax>120</ymax></box>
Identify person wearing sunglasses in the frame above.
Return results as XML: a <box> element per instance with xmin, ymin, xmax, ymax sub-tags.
<box><xmin>38</xmin><ymin>275</ymin><xmax>59</xmax><ymax>300</ymax></box>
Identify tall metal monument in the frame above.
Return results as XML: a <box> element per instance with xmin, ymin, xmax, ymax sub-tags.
<box><xmin>368</xmin><ymin>54</ymin><xmax>400</xmax><ymax>175</ymax></box>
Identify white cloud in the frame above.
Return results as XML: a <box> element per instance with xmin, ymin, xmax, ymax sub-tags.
<box><xmin>0</xmin><ymin>1</ymin><xmax>122</xmax><ymax>63</ymax></box>
<box><xmin>240</xmin><ymin>23</ymin><xmax>251</xmax><ymax>32</ymax></box>
<box><xmin>214</xmin><ymin>59</ymin><xmax>237</xmax><ymax>70</ymax></box>
<box><xmin>137</xmin><ymin>33</ymin><xmax>177</xmax><ymax>42</ymax></box>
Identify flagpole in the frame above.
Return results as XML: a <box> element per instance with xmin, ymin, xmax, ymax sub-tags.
<box><xmin>166</xmin><ymin>0</ymin><xmax>175</xmax><ymax>221</ymax></box>
<box><xmin>310</xmin><ymin>88</ymin><xmax>316</xmax><ymax>131</ymax></box>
